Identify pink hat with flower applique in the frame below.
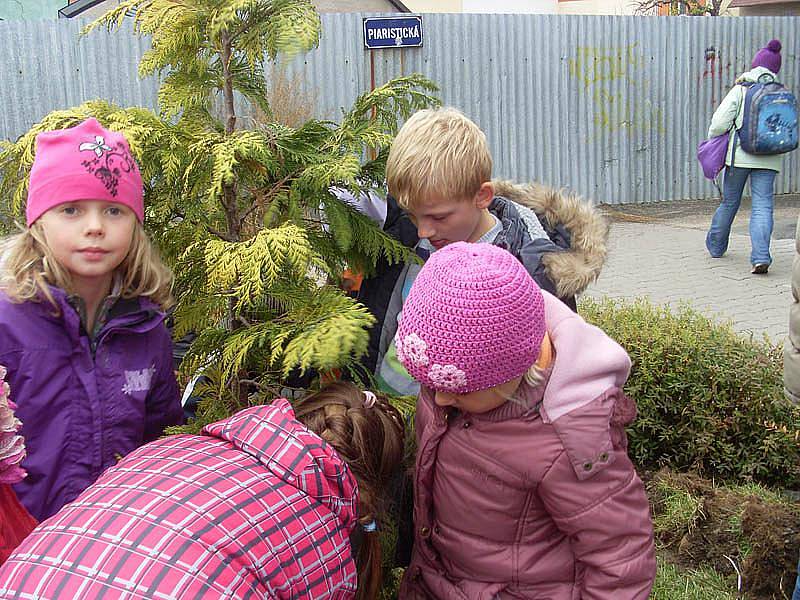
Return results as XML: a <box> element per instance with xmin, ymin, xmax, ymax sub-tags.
<box><xmin>394</xmin><ymin>241</ymin><xmax>546</xmax><ymax>394</ymax></box>
<box><xmin>26</xmin><ymin>118</ymin><xmax>144</xmax><ymax>226</ymax></box>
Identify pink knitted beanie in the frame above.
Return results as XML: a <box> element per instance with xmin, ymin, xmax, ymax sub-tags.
<box><xmin>26</xmin><ymin>118</ymin><xmax>144</xmax><ymax>226</ymax></box>
<box><xmin>395</xmin><ymin>242</ymin><xmax>545</xmax><ymax>394</ymax></box>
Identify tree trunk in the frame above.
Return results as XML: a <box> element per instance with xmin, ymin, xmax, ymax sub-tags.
<box><xmin>219</xmin><ymin>30</ymin><xmax>243</xmax><ymax>373</ymax></box>
<box><xmin>220</xmin><ymin>31</ymin><xmax>241</xmax><ymax>244</ymax></box>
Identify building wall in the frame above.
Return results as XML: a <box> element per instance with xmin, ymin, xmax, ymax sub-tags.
<box><xmin>557</xmin><ymin>0</ymin><xmax>637</xmax><ymax>15</ymax></box>
<box><xmin>736</xmin><ymin>2</ymin><xmax>800</xmax><ymax>14</ymax></box>
<box><xmin>462</xmin><ymin>0</ymin><xmax>559</xmax><ymax>12</ymax></box>
<box><xmin>403</xmin><ymin>0</ymin><xmax>463</xmax><ymax>11</ymax></box>
<box><xmin>0</xmin><ymin>0</ymin><xmax>62</xmax><ymax>20</ymax></box>
<box><xmin>313</xmin><ymin>0</ymin><xmax>403</xmax><ymax>12</ymax></box>
<box><xmin>406</xmin><ymin>0</ymin><xmax>558</xmax><ymax>10</ymax></box>
<box><xmin>400</xmin><ymin>0</ymin><xmax>743</xmax><ymax>15</ymax></box>
<box><xmin>404</xmin><ymin>0</ymin><xmax>644</xmax><ymax>14</ymax></box>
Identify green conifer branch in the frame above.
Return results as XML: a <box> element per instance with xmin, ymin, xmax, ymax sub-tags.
<box><xmin>1</xmin><ymin>1</ymin><xmax>440</xmax><ymax>420</ymax></box>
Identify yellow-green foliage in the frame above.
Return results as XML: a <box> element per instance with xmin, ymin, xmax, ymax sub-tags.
<box><xmin>84</xmin><ymin>0</ymin><xmax>321</xmax><ymax>118</ymax></box>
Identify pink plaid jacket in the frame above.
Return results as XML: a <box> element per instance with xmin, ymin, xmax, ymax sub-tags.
<box><xmin>0</xmin><ymin>399</ymin><xmax>359</xmax><ymax>599</ymax></box>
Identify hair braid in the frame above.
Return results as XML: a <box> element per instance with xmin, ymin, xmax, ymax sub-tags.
<box><xmin>294</xmin><ymin>382</ymin><xmax>405</xmax><ymax>600</ymax></box>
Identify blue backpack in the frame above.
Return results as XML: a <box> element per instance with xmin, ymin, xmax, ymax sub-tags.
<box><xmin>738</xmin><ymin>74</ymin><xmax>798</xmax><ymax>155</ymax></box>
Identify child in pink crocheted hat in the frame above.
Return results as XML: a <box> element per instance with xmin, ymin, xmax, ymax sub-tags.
<box><xmin>0</xmin><ymin>367</ymin><xmax>37</xmax><ymax>566</ymax></box>
<box><xmin>395</xmin><ymin>242</ymin><xmax>655</xmax><ymax>600</ymax></box>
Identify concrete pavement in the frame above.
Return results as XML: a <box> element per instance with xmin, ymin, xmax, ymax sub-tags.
<box><xmin>582</xmin><ymin>195</ymin><xmax>800</xmax><ymax>344</ymax></box>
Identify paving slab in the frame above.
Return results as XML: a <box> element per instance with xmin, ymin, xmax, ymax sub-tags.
<box><xmin>582</xmin><ymin>194</ymin><xmax>800</xmax><ymax>345</ymax></box>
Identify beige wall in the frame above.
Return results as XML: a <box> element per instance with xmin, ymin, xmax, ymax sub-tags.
<box><xmin>403</xmin><ymin>0</ymin><xmax>463</xmax><ymax>11</ymax></box>
<box><xmin>463</xmin><ymin>0</ymin><xmax>557</xmax><ymax>12</ymax></box>
<box><xmin>313</xmin><ymin>0</ymin><xmax>402</xmax><ymax>12</ymax></box>
<box><xmin>736</xmin><ymin>2</ymin><xmax>800</xmax><ymax>14</ymax></box>
<box><xmin>404</xmin><ymin>0</ymin><xmax>638</xmax><ymax>13</ymax></box>
<box><xmin>557</xmin><ymin>0</ymin><xmax>637</xmax><ymax>15</ymax></box>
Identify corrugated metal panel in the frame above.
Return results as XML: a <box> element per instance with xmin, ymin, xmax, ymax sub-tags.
<box><xmin>1</xmin><ymin>13</ymin><xmax>798</xmax><ymax>204</ymax></box>
<box><xmin>0</xmin><ymin>19</ymin><xmax>159</xmax><ymax>141</ymax></box>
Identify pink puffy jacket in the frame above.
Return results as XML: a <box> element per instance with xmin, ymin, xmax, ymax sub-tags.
<box><xmin>400</xmin><ymin>291</ymin><xmax>656</xmax><ymax>599</ymax></box>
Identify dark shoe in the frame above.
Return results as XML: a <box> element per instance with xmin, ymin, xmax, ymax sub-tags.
<box><xmin>751</xmin><ymin>263</ymin><xmax>769</xmax><ymax>274</ymax></box>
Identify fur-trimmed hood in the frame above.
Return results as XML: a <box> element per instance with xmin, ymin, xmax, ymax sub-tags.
<box><xmin>493</xmin><ymin>180</ymin><xmax>609</xmax><ymax>298</ymax></box>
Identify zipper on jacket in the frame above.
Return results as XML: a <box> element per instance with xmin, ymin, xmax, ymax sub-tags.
<box><xmin>95</xmin><ymin>310</ymin><xmax>161</xmax><ymax>353</ymax></box>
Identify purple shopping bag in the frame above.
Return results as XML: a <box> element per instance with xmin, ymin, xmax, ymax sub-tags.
<box><xmin>697</xmin><ymin>133</ymin><xmax>729</xmax><ymax>180</ymax></box>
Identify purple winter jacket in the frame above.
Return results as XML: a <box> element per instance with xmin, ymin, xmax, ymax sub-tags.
<box><xmin>0</xmin><ymin>287</ymin><xmax>183</xmax><ymax>521</ymax></box>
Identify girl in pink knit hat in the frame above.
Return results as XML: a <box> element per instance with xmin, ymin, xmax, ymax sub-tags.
<box><xmin>395</xmin><ymin>241</ymin><xmax>656</xmax><ymax>599</ymax></box>
<box><xmin>0</xmin><ymin>118</ymin><xmax>183</xmax><ymax>522</ymax></box>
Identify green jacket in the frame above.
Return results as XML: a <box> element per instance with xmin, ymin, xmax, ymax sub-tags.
<box><xmin>707</xmin><ymin>66</ymin><xmax>783</xmax><ymax>173</ymax></box>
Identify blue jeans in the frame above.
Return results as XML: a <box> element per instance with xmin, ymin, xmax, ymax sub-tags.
<box><xmin>705</xmin><ymin>167</ymin><xmax>777</xmax><ymax>266</ymax></box>
<box><xmin>793</xmin><ymin>556</ymin><xmax>800</xmax><ymax>600</ymax></box>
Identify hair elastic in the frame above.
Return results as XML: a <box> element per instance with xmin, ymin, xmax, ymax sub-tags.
<box><xmin>362</xmin><ymin>390</ymin><xmax>377</xmax><ymax>408</ymax></box>
<box><xmin>362</xmin><ymin>520</ymin><xmax>378</xmax><ymax>532</ymax></box>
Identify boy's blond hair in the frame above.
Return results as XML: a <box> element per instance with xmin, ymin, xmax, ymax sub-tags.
<box><xmin>0</xmin><ymin>222</ymin><xmax>173</xmax><ymax>311</ymax></box>
<box><xmin>386</xmin><ymin>107</ymin><xmax>492</xmax><ymax>210</ymax></box>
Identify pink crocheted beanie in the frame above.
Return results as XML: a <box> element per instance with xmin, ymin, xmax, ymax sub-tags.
<box><xmin>395</xmin><ymin>242</ymin><xmax>545</xmax><ymax>394</ymax></box>
<box><xmin>26</xmin><ymin>118</ymin><xmax>144</xmax><ymax>226</ymax></box>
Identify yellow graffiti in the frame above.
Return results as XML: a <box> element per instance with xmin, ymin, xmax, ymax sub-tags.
<box><xmin>568</xmin><ymin>44</ymin><xmax>665</xmax><ymax>137</ymax></box>
<box><xmin>568</xmin><ymin>44</ymin><xmax>644</xmax><ymax>89</ymax></box>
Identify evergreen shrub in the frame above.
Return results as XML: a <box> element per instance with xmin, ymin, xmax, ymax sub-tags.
<box><xmin>580</xmin><ymin>297</ymin><xmax>800</xmax><ymax>488</ymax></box>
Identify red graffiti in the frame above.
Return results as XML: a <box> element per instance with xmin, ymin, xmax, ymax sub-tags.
<box><xmin>699</xmin><ymin>47</ymin><xmax>722</xmax><ymax>107</ymax></box>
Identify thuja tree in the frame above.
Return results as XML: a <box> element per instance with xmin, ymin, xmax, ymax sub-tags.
<box><xmin>0</xmin><ymin>0</ymin><xmax>438</xmax><ymax>427</ymax></box>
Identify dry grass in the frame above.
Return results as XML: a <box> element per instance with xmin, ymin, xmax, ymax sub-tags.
<box><xmin>257</xmin><ymin>62</ymin><xmax>317</xmax><ymax>129</ymax></box>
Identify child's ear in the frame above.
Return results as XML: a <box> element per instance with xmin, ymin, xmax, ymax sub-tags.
<box><xmin>474</xmin><ymin>182</ymin><xmax>494</xmax><ymax>209</ymax></box>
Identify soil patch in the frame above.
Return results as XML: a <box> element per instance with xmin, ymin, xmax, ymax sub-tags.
<box><xmin>648</xmin><ymin>469</ymin><xmax>800</xmax><ymax>599</ymax></box>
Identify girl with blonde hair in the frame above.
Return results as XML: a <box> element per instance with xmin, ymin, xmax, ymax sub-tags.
<box><xmin>0</xmin><ymin>117</ymin><xmax>182</xmax><ymax>522</ymax></box>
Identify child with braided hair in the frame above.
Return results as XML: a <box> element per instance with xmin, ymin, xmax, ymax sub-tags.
<box><xmin>0</xmin><ymin>382</ymin><xmax>405</xmax><ymax>600</ymax></box>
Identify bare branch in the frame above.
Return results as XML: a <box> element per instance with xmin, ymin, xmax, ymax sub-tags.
<box><xmin>206</xmin><ymin>225</ymin><xmax>237</xmax><ymax>242</ymax></box>
<box><xmin>632</xmin><ymin>0</ymin><xmax>720</xmax><ymax>15</ymax></box>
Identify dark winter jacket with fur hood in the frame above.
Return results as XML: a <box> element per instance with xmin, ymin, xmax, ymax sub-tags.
<box><xmin>356</xmin><ymin>180</ymin><xmax>609</xmax><ymax>378</ymax></box>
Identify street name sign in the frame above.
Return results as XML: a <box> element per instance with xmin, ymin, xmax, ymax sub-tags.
<box><xmin>363</xmin><ymin>16</ymin><xmax>423</xmax><ymax>49</ymax></box>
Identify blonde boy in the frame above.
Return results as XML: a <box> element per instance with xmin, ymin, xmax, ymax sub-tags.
<box><xmin>358</xmin><ymin>107</ymin><xmax>605</xmax><ymax>396</ymax></box>
<box><xmin>386</xmin><ymin>107</ymin><xmax>498</xmax><ymax>250</ymax></box>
